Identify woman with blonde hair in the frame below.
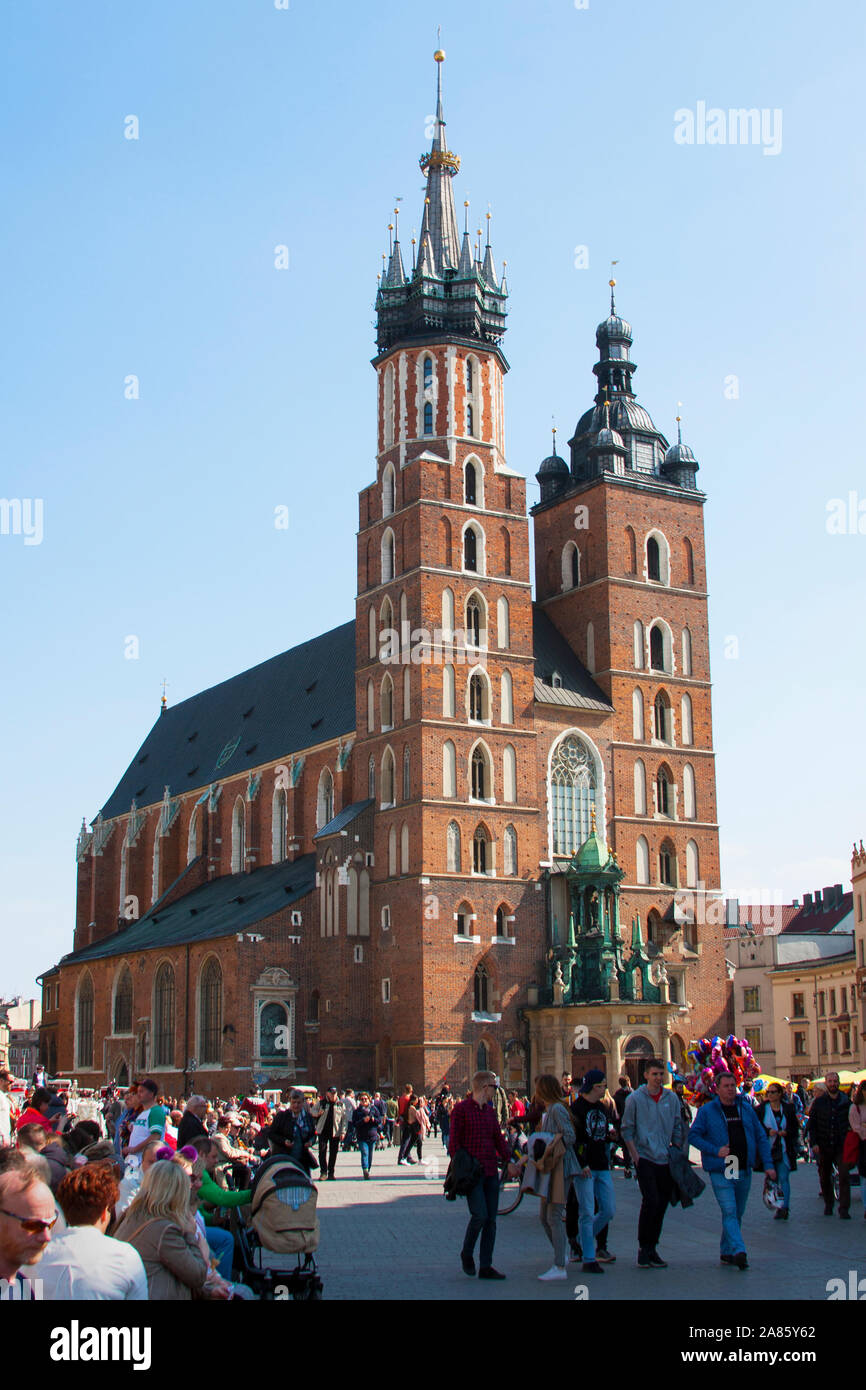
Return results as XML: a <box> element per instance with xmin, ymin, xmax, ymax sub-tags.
<box><xmin>114</xmin><ymin>1155</ymin><xmax>212</xmax><ymax>1300</ymax></box>
<box><xmin>530</xmin><ymin>1074</ymin><xmax>579</xmax><ymax>1283</ymax></box>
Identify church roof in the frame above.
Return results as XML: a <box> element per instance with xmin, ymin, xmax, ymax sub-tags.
<box><xmin>531</xmin><ymin>609</ymin><xmax>614</xmax><ymax>712</ymax></box>
<box><xmin>60</xmin><ymin>854</ymin><xmax>317</xmax><ymax>964</ymax></box>
<box><xmin>99</xmin><ymin>621</ymin><xmax>356</xmax><ymax>821</ymax></box>
<box><xmin>314</xmin><ymin>799</ymin><xmax>374</xmax><ymax>840</ymax></box>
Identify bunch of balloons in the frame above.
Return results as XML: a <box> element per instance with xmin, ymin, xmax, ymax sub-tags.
<box><xmin>683</xmin><ymin>1034</ymin><xmax>760</xmax><ymax>1107</ymax></box>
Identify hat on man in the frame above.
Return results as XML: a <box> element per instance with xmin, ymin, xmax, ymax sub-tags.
<box><xmin>580</xmin><ymin>1069</ymin><xmax>606</xmax><ymax>1094</ymax></box>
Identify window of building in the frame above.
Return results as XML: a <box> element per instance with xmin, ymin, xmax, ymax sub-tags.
<box><xmin>633</xmin><ymin>759</ymin><xmax>647</xmax><ymax>815</ymax></box>
<box><xmin>272</xmin><ymin>787</ymin><xmax>288</xmax><ymax>863</ymax></box>
<box><xmin>550</xmin><ymin>735</ymin><xmax>597</xmax><ymax>856</ymax></box>
<box><xmin>380</xmin><ymin>674</ymin><xmax>394</xmax><ymax>729</ymax></box>
<box><xmin>382</xmin><ymin>979</ymin><xmax>391</xmax><ymax>1003</ymax></box>
<box><xmin>381</xmin><ymin>747</ymin><xmax>395</xmax><ymax>806</ymax></box>
<box><xmin>647</xmin><ymin>536</ymin><xmax>661</xmax><ymax>582</ymax></box>
<box><xmin>381</xmin><ymin>905</ymin><xmax>391</xmax><ymax>930</ymax></box>
<box><xmin>231</xmin><ymin>797</ymin><xmax>246</xmax><ymax>873</ymax></box>
<box><xmin>464</xmin><ymin>526</ymin><xmax>481</xmax><ymax>573</ymax></box>
<box><xmin>472</xmin><ymin>827</ymin><xmax>489</xmax><ymax>875</ymax></box>
<box><xmin>792</xmin><ymin>992</ymin><xmax>806</xmax><ymax>1018</ymax></box>
<box><xmin>199</xmin><ymin>958</ymin><xmax>222</xmax><ymax>1064</ymax></box>
<box><xmin>471</xmin><ymin>745</ymin><xmax>491</xmax><ymax>800</ymax></box>
<box><xmin>841</xmin><ymin>986</ymin><xmax>847</xmax><ymax>1012</ymax></box>
<box><xmin>744</xmin><ymin>1026</ymin><xmax>762</xmax><ymax>1051</ymax></box>
<box><xmin>832</xmin><ymin>1027</ymin><xmax>839</xmax><ymax>1053</ymax></box>
<box><xmin>495</xmin><ymin>906</ymin><xmax>505</xmax><ymax>937</ymax></box>
<box><xmin>682</xmin><ymin>628</ymin><xmax>693</xmax><ymax>677</ymax></box>
<box><xmin>456</xmin><ymin>902</ymin><xmax>472</xmax><ymax>936</ymax></box>
<box><xmin>466</xmin><ymin>405</ymin><xmax>474</xmax><ymax>436</ymax></box>
<box><xmin>443</xmin><ymin>740</ymin><xmax>457</xmax><ymax>798</ymax></box>
<box><xmin>465</xmin><ymin>460</ymin><xmax>477</xmax><ymax>505</ymax></box>
<box><xmin>682</xmin><ymin>763</ymin><xmax>696</xmax><ymax>820</ymax></box>
<box><xmin>381</xmin><ymin>528</ymin><xmax>395</xmax><ymax>581</ymax></box>
<box><xmin>562</xmin><ymin>542</ymin><xmax>579</xmax><ymax>591</ymax></box>
<box><xmin>469</xmin><ymin>672</ymin><xmax>485</xmax><ymax>721</ymax></box>
<box><xmin>636</xmin><ymin>835</ymin><xmax>650</xmax><ymax>885</ymax></box>
<box><xmin>659</xmin><ymin>841</ymin><xmax>676</xmax><ymax>887</ymax></box>
<box><xmin>681</xmin><ymin>693</ymin><xmax>693</xmax><ymax>746</ymax></box>
<box><xmin>114</xmin><ymin>966</ymin><xmax>133</xmax><ymax>1034</ymax></box>
<box><xmin>497</xmin><ymin>596</ymin><xmax>510</xmax><ymax>650</ymax></box>
<box><xmin>654</xmin><ymin>693</ymin><xmax>671</xmax><ymax>743</ymax></box>
<box><xmin>501</xmin><ymin>669</ymin><xmax>513</xmax><ymax>724</ymax></box>
<box><xmin>829</xmin><ymin>989</ymin><xmax>837</xmax><ymax>1015</ymax></box>
<box><xmin>634</xmin><ymin>620</ymin><xmax>645</xmax><ymax>669</ymax></box>
<box><xmin>368</xmin><ymin>755</ymin><xmax>375</xmax><ymax>799</ymax></box>
<box><xmin>633</xmin><ymin>689</ymin><xmax>645</xmax><ymax>740</ymax></box>
<box><xmin>423</xmin><ymin>356</ymin><xmax>432</xmax><ymax>387</ymax></box>
<box><xmin>656</xmin><ymin>767</ymin><xmax>671</xmax><ymax>816</ymax></box>
<box><xmin>474</xmin><ymin>965</ymin><xmax>489</xmax><ymax>1013</ymax></box>
<box><xmin>743</xmin><ymin>985</ymin><xmax>760</xmax><ymax>1013</ymax></box>
<box><xmin>316</xmin><ymin>768</ymin><xmax>334</xmax><ymax>829</ymax></box>
<box><xmin>794</xmin><ymin>1031</ymin><xmax>807</xmax><ymax>1056</ymax></box>
<box><xmin>504</xmin><ymin>824</ymin><xmax>517</xmax><ymax>876</ymax></box>
<box><xmin>153</xmin><ymin>962</ymin><xmax>176</xmax><ymax>1068</ymax></box>
<box><xmin>649</xmin><ymin>624</ymin><xmax>665</xmax><ymax>671</ymax></box>
<box><xmin>818</xmin><ymin>990</ymin><xmax>825</xmax><ymax>1017</ymax></box>
<box><xmin>400</xmin><ymin>823</ymin><xmax>409</xmax><ymax>874</ymax></box>
<box><xmin>503</xmin><ymin>744</ymin><xmax>516</xmax><ymax>802</ymax></box>
<box><xmin>447</xmin><ymin>822</ymin><xmax>462</xmax><ymax>872</ymax></box>
<box><xmin>382</xmin><ymin>463</ymin><xmax>395</xmax><ymax>518</ymax></box>
<box><xmin>821</xmin><ymin>1028</ymin><xmax>828</xmax><ymax>1054</ymax></box>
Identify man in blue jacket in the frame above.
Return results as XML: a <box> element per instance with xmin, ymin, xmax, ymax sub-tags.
<box><xmin>689</xmin><ymin>1071</ymin><xmax>776</xmax><ymax>1269</ymax></box>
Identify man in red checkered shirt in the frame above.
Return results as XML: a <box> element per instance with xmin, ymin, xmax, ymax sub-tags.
<box><xmin>449</xmin><ymin>1070</ymin><xmax>519</xmax><ymax>1280</ymax></box>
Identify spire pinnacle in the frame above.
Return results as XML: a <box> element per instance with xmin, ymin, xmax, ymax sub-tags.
<box><xmin>676</xmin><ymin>401</ymin><xmax>683</xmax><ymax>445</ymax></box>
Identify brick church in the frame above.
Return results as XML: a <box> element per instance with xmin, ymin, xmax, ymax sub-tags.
<box><xmin>39</xmin><ymin>53</ymin><xmax>731</xmax><ymax>1098</ymax></box>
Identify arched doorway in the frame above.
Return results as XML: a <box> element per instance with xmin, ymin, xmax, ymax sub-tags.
<box><xmin>670</xmin><ymin>1034</ymin><xmax>686</xmax><ymax>1079</ymax></box>
<box><xmin>112</xmin><ymin>1058</ymin><xmax>129</xmax><ymax>1088</ymax></box>
<box><xmin>623</xmin><ymin>1034</ymin><xmax>655</xmax><ymax>1087</ymax></box>
<box><xmin>570</xmin><ymin>1035</ymin><xmax>607</xmax><ymax>1085</ymax></box>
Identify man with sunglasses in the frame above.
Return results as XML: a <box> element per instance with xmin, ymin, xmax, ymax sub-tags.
<box><xmin>449</xmin><ymin>1070</ymin><xmax>519</xmax><ymax>1280</ymax></box>
<box><xmin>0</xmin><ymin>1162</ymin><xmax>58</xmax><ymax>1295</ymax></box>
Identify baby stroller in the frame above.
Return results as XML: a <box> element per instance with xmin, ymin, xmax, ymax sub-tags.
<box><xmin>232</xmin><ymin>1152</ymin><xmax>323</xmax><ymax>1300</ymax></box>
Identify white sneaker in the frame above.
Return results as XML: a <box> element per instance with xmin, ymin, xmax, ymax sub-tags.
<box><xmin>538</xmin><ymin>1265</ymin><xmax>567</xmax><ymax>1281</ymax></box>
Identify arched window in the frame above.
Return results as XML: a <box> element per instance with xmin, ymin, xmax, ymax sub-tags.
<box><xmin>232</xmin><ymin>797</ymin><xmax>246</xmax><ymax>873</ymax></box>
<box><xmin>423</xmin><ymin>401</ymin><xmax>433</xmax><ymax>434</ymax></box>
<box><xmin>681</xmin><ymin>693</ymin><xmax>693</xmax><ymax>746</ymax></box>
<box><xmin>456</xmin><ymin>900</ymin><xmax>472</xmax><ymax>936</ymax></box>
<box><xmin>443</xmin><ymin>740</ymin><xmax>456</xmax><ymax>797</ymax></box>
<box><xmin>466</xmin><ymin>594</ymin><xmax>484</xmax><ymax>647</ymax></box>
<box><xmin>682</xmin><ymin>627</ymin><xmax>693</xmax><ymax>677</ymax></box>
<box><xmin>153</xmin><ymin>962</ymin><xmax>176</xmax><ymax>1068</ymax></box>
<box><xmin>114</xmin><ymin>965</ymin><xmax>133</xmax><ymax>1034</ymax></box>
<box><xmin>464</xmin><ymin>525</ymin><xmax>479</xmax><ymax>572</ymax></box>
<box><xmin>550</xmin><ymin>735</ymin><xmax>597</xmax><ymax>856</ymax></box>
<box><xmin>503</xmin><ymin>744</ymin><xmax>517</xmax><ymax>802</ymax></box>
<box><xmin>500</xmin><ymin>669</ymin><xmax>513</xmax><ymax>724</ymax></box>
<box><xmin>632</xmin><ymin>689</ymin><xmax>645</xmax><ymax>740</ymax></box>
<box><xmin>474</xmin><ymin>965</ymin><xmax>489</xmax><ymax>1013</ymax></box>
<box><xmin>496</xmin><ymin>906</ymin><xmax>506</xmax><ymax>937</ymax></box>
<box><xmin>383</xmin><ymin>362</ymin><xmax>394</xmax><ymax>448</ymax></box>
<box><xmin>423</xmin><ymin>356</ymin><xmax>433</xmax><ymax>388</ymax></box>
<box><xmin>77</xmin><ymin>972</ymin><xmax>94</xmax><ymax>1069</ymax></box>
<box><xmin>686</xmin><ymin>839</ymin><xmax>699</xmax><ymax>888</ymax></box>
<box><xmin>659</xmin><ymin>840</ymin><xmax>676</xmax><ymax>887</ymax></box>
<box><xmin>368</xmin><ymin>755</ymin><xmax>375</xmax><ymax>800</ymax></box>
<box><xmin>447</xmin><ymin>821</ymin><xmax>461</xmax><ymax>872</ymax></box>
<box><xmin>684</xmin><ymin>537</ymin><xmax>695</xmax><ymax>585</ymax></box>
<box><xmin>647</xmin><ymin>536</ymin><xmax>661</xmax><ymax>582</ymax></box>
<box><xmin>440</xmin><ymin>515</ymin><xmax>452</xmax><ymax>568</ymax></box>
<box><xmin>473</xmin><ymin>826</ymin><xmax>490</xmax><ymax>875</ymax></box>
<box><xmin>683</xmin><ymin>763</ymin><xmax>696</xmax><ymax>820</ymax></box>
<box><xmin>636</xmin><ymin>835</ymin><xmax>650</xmax><ymax>885</ymax></box>
<box><xmin>317</xmin><ymin>768</ymin><xmax>334</xmax><ymax>829</ymax></box>
<box><xmin>497</xmin><ymin>596</ymin><xmax>510</xmax><ymax>649</ymax></box>
<box><xmin>272</xmin><ymin>786</ymin><xmax>288</xmax><ymax>863</ymax></box>
<box><xmin>466</xmin><ymin>358</ymin><xmax>473</xmax><ymax>393</ymax></box>
<box><xmin>500</xmin><ymin>527</ymin><xmax>512</xmax><ymax>577</ymax></box>
<box><xmin>382</xmin><ymin>463</ymin><xmax>395</xmax><ymax>518</ymax></box>
<box><xmin>634</xmin><ymin>620</ymin><xmax>645</xmax><ymax>669</ymax></box>
<box><xmin>187</xmin><ymin>805</ymin><xmax>200</xmax><ymax>865</ymax></box>
<box><xmin>466</xmin><ymin>404</ymin><xmax>475</xmax><ymax>436</ymax></box>
<box><xmin>443</xmin><ymin>664</ymin><xmax>455</xmax><ymax>717</ymax></box>
<box><xmin>380</xmin><ymin>673</ymin><xmax>394</xmax><ymax>729</ymax></box>
<box><xmin>199</xmin><ymin>958</ymin><xmax>222</xmax><ymax>1065</ymax></box>
<box><xmin>471</xmin><ymin>744</ymin><xmax>492</xmax><ymax>800</ymax></box>
<box><xmin>626</xmin><ymin>526</ymin><xmax>637</xmax><ymax>574</ymax></box>
<box><xmin>381</xmin><ymin>529</ymin><xmax>395</xmax><ymax>583</ymax></box>
<box><xmin>381</xmin><ymin>748</ymin><xmax>395</xmax><ymax>805</ymax></box>
<box><xmin>402</xmin><ymin>746</ymin><xmax>410</xmax><ymax>801</ymax></box>
<box><xmin>504</xmin><ymin>824</ymin><xmax>517</xmax><ymax>876</ymax></box>
<box><xmin>634</xmin><ymin>759</ymin><xmax>647</xmax><ymax>815</ymax></box>
<box><xmin>469</xmin><ymin>672</ymin><xmax>487</xmax><ymax>722</ymax></box>
<box><xmin>477</xmin><ymin>1040</ymin><xmax>489</xmax><ymax>1071</ymax></box>
<box><xmin>464</xmin><ymin>460</ymin><xmax>477</xmax><ymax>505</ymax></box>
<box><xmin>586</xmin><ymin>622</ymin><xmax>595</xmax><ymax>673</ymax></box>
<box><xmin>562</xmin><ymin>542</ymin><xmax>579</xmax><ymax>590</ymax></box>
<box><xmin>367</xmin><ymin>679</ymin><xmax>375</xmax><ymax>733</ymax></box>
<box><xmin>654</xmin><ymin>693</ymin><xmax>671</xmax><ymax>743</ymax></box>
<box><xmin>368</xmin><ymin>605</ymin><xmax>377</xmax><ymax>659</ymax></box>
<box><xmin>309</xmin><ymin>990</ymin><xmax>320</xmax><ymax>1023</ymax></box>
<box><xmin>388</xmin><ymin>825</ymin><xmax>397</xmax><ymax>877</ymax></box>
<box><xmin>152</xmin><ymin>833</ymin><xmax>161</xmax><ymax>906</ymax></box>
<box><xmin>442</xmin><ymin>587</ymin><xmax>455</xmax><ymax>638</ymax></box>
<box><xmin>656</xmin><ymin>766</ymin><xmax>672</xmax><ymax>817</ymax></box>
<box><xmin>259</xmin><ymin>1001</ymin><xmax>289</xmax><ymax>1061</ymax></box>
<box><xmin>649</xmin><ymin>624</ymin><xmax>666</xmax><ymax>671</ymax></box>
<box><xmin>347</xmin><ymin>867</ymin><xmax>359</xmax><ymax>935</ymax></box>
<box><xmin>401</xmin><ymin>823</ymin><xmax>409</xmax><ymax>874</ymax></box>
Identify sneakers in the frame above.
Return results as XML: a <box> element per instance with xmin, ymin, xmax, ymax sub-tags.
<box><xmin>595</xmin><ymin>1247</ymin><xmax>616</xmax><ymax>1263</ymax></box>
<box><xmin>362</xmin><ymin>1170</ymin><xmax>370</xmax><ymax>1180</ymax></box>
<box><xmin>638</xmin><ymin>1249</ymin><xmax>667</xmax><ymax>1268</ymax></box>
<box><xmin>478</xmin><ymin>1267</ymin><xmax>506</xmax><ymax>1280</ymax></box>
<box><xmin>398</xmin><ymin>1159</ymin><xmax>409</xmax><ymax>1166</ymax></box>
<box><xmin>461</xmin><ymin>1254</ymin><xmax>476</xmax><ymax>1277</ymax></box>
<box><xmin>538</xmin><ymin>1265</ymin><xmax>568</xmax><ymax>1281</ymax></box>
<box><xmin>582</xmin><ymin>1261</ymin><xmax>604</xmax><ymax>1274</ymax></box>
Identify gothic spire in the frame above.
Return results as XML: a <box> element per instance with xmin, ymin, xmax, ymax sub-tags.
<box><xmin>417</xmin><ymin>49</ymin><xmax>461</xmax><ymax>273</ymax></box>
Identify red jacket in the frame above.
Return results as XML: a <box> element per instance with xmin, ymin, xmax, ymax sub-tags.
<box><xmin>16</xmin><ymin>1107</ymin><xmax>54</xmax><ymax>1133</ymax></box>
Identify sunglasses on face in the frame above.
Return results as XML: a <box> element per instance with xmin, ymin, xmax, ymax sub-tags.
<box><xmin>1</xmin><ymin>1207</ymin><xmax>58</xmax><ymax>1235</ymax></box>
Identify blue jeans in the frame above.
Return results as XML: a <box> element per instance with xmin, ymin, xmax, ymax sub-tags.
<box><xmin>709</xmin><ymin>1170</ymin><xmax>752</xmax><ymax>1255</ymax></box>
<box><xmin>462</xmin><ymin>1174</ymin><xmax>500</xmax><ymax>1269</ymax></box>
<box><xmin>358</xmin><ymin>1139</ymin><xmax>374</xmax><ymax>1172</ymax></box>
<box><xmin>776</xmin><ymin>1155</ymin><xmax>791</xmax><ymax>1211</ymax></box>
<box><xmin>572</xmin><ymin>1169</ymin><xmax>616</xmax><ymax>1261</ymax></box>
<box><xmin>206</xmin><ymin>1226</ymin><xmax>235</xmax><ymax>1281</ymax></box>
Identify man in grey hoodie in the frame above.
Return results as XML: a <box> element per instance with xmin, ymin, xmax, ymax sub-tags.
<box><xmin>620</xmin><ymin>1060</ymin><xmax>686</xmax><ymax>1268</ymax></box>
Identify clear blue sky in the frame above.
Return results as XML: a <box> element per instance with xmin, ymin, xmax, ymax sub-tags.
<box><xmin>2</xmin><ymin>0</ymin><xmax>864</xmax><ymax>995</ymax></box>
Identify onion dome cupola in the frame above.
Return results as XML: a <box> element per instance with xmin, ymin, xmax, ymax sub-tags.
<box><xmin>588</xmin><ymin>398</ymin><xmax>627</xmax><ymax>476</ymax></box>
<box><xmin>536</xmin><ymin>425</ymin><xmax>571</xmax><ymax>502</ymax></box>
<box><xmin>374</xmin><ymin>51</ymin><xmax>508</xmax><ymax>358</ymax></box>
<box><xmin>661</xmin><ymin>415</ymin><xmax>700</xmax><ymax>490</ymax></box>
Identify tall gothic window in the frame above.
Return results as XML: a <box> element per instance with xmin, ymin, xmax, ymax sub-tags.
<box><xmin>423</xmin><ymin>356</ymin><xmax>433</xmax><ymax>387</ymax></box>
<box><xmin>447</xmin><ymin>821</ymin><xmax>461</xmax><ymax>872</ymax></box>
<box><xmin>231</xmin><ymin>797</ymin><xmax>246</xmax><ymax>873</ymax></box>
<box><xmin>381</xmin><ymin>748</ymin><xmax>395</xmax><ymax>805</ymax></box>
<box><xmin>272</xmin><ymin>786</ymin><xmax>288</xmax><ymax>862</ymax></box>
<box><xmin>650</xmin><ymin>624</ymin><xmax>665</xmax><ymax>671</ymax></box>
<box><xmin>504</xmin><ymin>824</ymin><xmax>517</xmax><ymax>876</ymax></box>
<box><xmin>317</xmin><ymin>768</ymin><xmax>334</xmax><ymax>829</ymax></box>
<box><xmin>471</xmin><ymin>747</ymin><xmax>489</xmax><ymax>800</ymax></box>
<box><xmin>469</xmin><ymin>673</ymin><xmax>484</xmax><ymax>721</ymax></box>
<box><xmin>153</xmin><ymin>962</ymin><xmax>176</xmax><ymax>1068</ymax></box>
<box><xmin>466</xmin><ymin>358</ymin><xmax>473</xmax><ymax>393</ymax></box>
<box><xmin>423</xmin><ymin>402</ymin><xmax>433</xmax><ymax>435</ymax></box>
<box><xmin>465</xmin><ymin>461</ymin><xmax>477</xmax><ymax>505</ymax></box>
<box><xmin>550</xmin><ymin>735</ymin><xmax>597</xmax><ymax>856</ymax></box>
<box><xmin>647</xmin><ymin>536</ymin><xmax>661</xmax><ymax>581</ymax></box>
<box><xmin>472</xmin><ymin>826</ymin><xmax>489</xmax><ymax>875</ymax></box>
<box><xmin>114</xmin><ymin>966</ymin><xmax>133</xmax><ymax>1034</ymax></box>
<box><xmin>466</xmin><ymin>596</ymin><xmax>482</xmax><ymax>646</ymax></box>
<box><xmin>368</xmin><ymin>755</ymin><xmax>375</xmax><ymax>800</ymax></box>
<box><xmin>474</xmin><ymin>965</ymin><xmax>489</xmax><ymax>1013</ymax></box>
<box><xmin>464</xmin><ymin>527</ymin><xmax>477</xmax><ymax>572</ymax></box>
<box><xmin>466</xmin><ymin>404</ymin><xmax>474</xmax><ymax>436</ymax></box>
<box><xmin>77</xmin><ymin>972</ymin><xmax>94</xmax><ymax>1069</ymax></box>
<box><xmin>199</xmin><ymin>958</ymin><xmax>222</xmax><ymax>1065</ymax></box>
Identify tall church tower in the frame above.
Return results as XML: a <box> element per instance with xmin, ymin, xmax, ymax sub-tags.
<box><xmin>353</xmin><ymin>53</ymin><xmax>542</xmax><ymax>1088</ymax></box>
<box><xmin>532</xmin><ymin>282</ymin><xmax>725</xmax><ymax>1023</ymax></box>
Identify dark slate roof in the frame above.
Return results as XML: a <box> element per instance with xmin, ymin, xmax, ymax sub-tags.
<box><xmin>314</xmin><ymin>799</ymin><xmax>374</xmax><ymax>840</ymax></box>
<box><xmin>782</xmin><ymin>891</ymin><xmax>853</xmax><ymax>935</ymax></box>
<box><xmin>531</xmin><ymin>607</ymin><xmax>614</xmax><ymax>712</ymax></box>
<box><xmin>100</xmin><ymin>622</ymin><xmax>356</xmax><ymax>820</ymax></box>
<box><xmin>61</xmin><ymin>854</ymin><xmax>317</xmax><ymax>965</ymax></box>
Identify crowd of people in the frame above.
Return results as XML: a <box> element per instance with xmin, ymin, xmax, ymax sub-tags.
<box><xmin>1</xmin><ymin>1062</ymin><xmax>864</xmax><ymax>1298</ymax></box>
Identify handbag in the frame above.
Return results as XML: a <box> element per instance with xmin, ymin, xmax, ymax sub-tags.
<box><xmin>842</xmin><ymin>1129</ymin><xmax>861</xmax><ymax>1168</ymax></box>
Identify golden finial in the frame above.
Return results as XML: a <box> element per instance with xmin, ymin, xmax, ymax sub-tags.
<box><xmin>434</xmin><ymin>48</ymin><xmax>445</xmax><ymax>62</ymax></box>
<box><xmin>590</xmin><ymin>807</ymin><xmax>597</xmax><ymax>832</ymax></box>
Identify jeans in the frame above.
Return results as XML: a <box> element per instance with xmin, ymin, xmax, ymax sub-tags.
<box><xmin>358</xmin><ymin>1139</ymin><xmax>374</xmax><ymax>1173</ymax></box>
<box><xmin>539</xmin><ymin>1201</ymin><xmax>567</xmax><ymax>1267</ymax></box>
<box><xmin>397</xmin><ymin>1126</ymin><xmax>414</xmax><ymax>1161</ymax></box>
<box><xmin>776</xmin><ymin>1154</ymin><xmax>791</xmax><ymax>1210</ymax></box>
<box><xmin>462</xmin><ymin>1174</ymin><xmax>500</xmax><ymax>1269</ymax></box>
<box><xmin>573</xmin><ymin>1170</ymin><xmax>616</xmax><ymax>1262</ymax></box>
<box><xmin>635</xmin><ymin>1158</ymin><xmax>674</xmax><ymax>1251</ymax></box>
<box><xmin>709</xmin><ymin>1170</ymin><xmax>751</xmax><ymax>1255</ymax></box>
<box><xmin>206</xmin><ymin>1226</ymin><xmax>235</xmax><ymax>1281</ymax></box>
<box><xmin>440</xmin><ymin>1119</ymin><xmax>450</xmax><ymax>1150</ymax></box>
